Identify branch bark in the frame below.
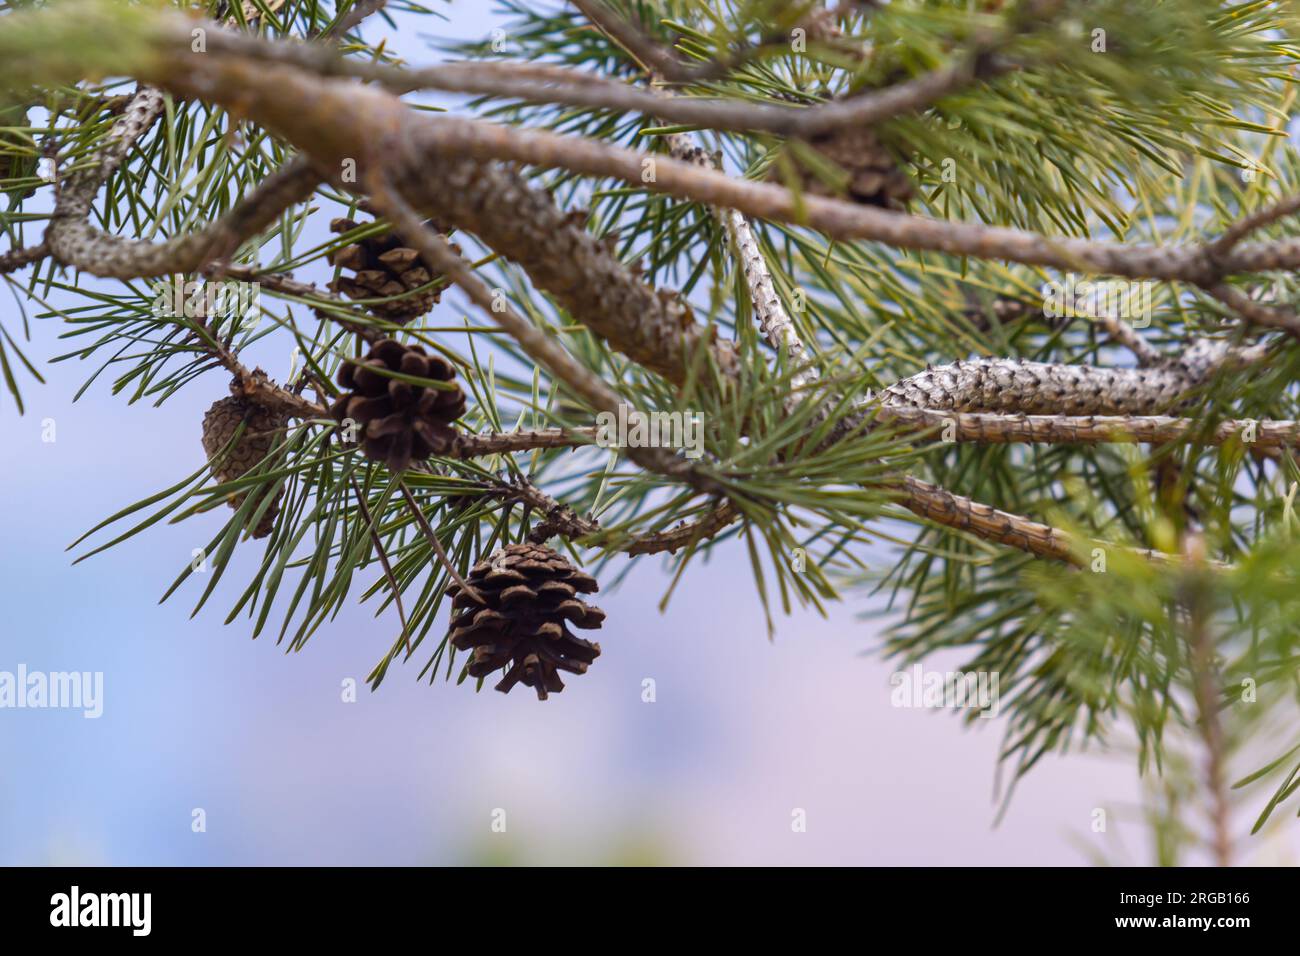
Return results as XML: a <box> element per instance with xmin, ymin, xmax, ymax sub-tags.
<box><xmin>47</xmin><ymin>155</ymin><xmax>320</xmax><ymax>278</ymax></box>
<box><xmin>877</xmin><ymin>340</ymin><xmax>1252</xmax><ymax>417</ymax></box>
<box><xmin>13</xmin><ymin>12</ymin><xmax>1300</xmax><ymax>297</ymax></box>
<box><xmin>874</xmin><ymin>406</ymin><xmax>1300</xmax><ymax>450</ymax></box>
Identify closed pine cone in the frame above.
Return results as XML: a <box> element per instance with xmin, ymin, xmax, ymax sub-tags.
<box><xmin>786</xmin><ymin>124</ymin><xmax>913</xmax><ymax>209</ymax></box>
<box><xmin>447</xmin><ymin>543</ymin><xmax>605</xmax><ymax>700</ymax></box>
<box><xmin>328</xmin><ymin>216</ymin><xmax>456</xmax><ymax>322</ymax></box>
<box><xmin>200</xmin><ymin>395</ymin><xmax>289</xmax><ymax>539</ymax></box>
<box><xmin>329</xmin><ymin>338</ymin><xmax>466</xmax><ymax>473</ymax></box>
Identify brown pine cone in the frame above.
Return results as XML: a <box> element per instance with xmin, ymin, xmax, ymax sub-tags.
<box><xmin>809</xmin><ymin>124</ymin><xmax>912</xmax><ymax>208</ymax></box>
<box><xmin>329</xmin><ymin>338</ymin><xmax>466</xmax><ymax>473</ymax></box>
<box><xmin>200</xmin><ymin>395</ymin><xmax>289</xmax><ymax>539</ymax></box>
<box><xmin>327</xmin><ymin>216</ymin><xmax>456</xmax><ymax>323</ymax></box>
<box><xmin>447</xmin><ymin>543</ymin><xmax>605</xmax><ymax>700</ymax></box>
<box><xmin>776</xmin><ymin>119</ymin><xmax>913</xmax><ymax>210</ymax></box>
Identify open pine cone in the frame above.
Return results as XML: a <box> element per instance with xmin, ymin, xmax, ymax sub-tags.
<box><xmin>329</xmin><ymin>338</ymin><xmax>466</xmax><ymax>473</ymax></box>
<box><xmin>447</xmin><ymin>543</ymin><xmax>605</xmax><ymax>700</ymax></box>
<box><xmin>327</xmin><ymin>216</ymin><xmax>456</xmax><ymax>322</ymax></box>
<box><xmin>200</xmin><ymin>394</ymin><xmax>289</xmax><ymax>539</ymax></box>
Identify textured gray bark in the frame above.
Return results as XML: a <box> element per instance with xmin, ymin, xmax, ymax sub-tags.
<box><xmin>48</xmin><ymin>157</ymin><xmax>318</xmax><ymax>278</ymax></box>
<box><xmin>879</xmin><ymin>340</ymin><xmax>1238</xmax><ymax>416</ymax></box>
<box><xmin>393</xmin><ymin>145</ymin><xmax>738</xmax><ymax>386</ymax></box>
<box><xmin>664</xmin><ymin>135</ymin><xmax>818</xmax><ymax>395</ymax></box>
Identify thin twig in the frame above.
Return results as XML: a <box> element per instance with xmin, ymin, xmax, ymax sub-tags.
<box><xmin>0</xmin><ymin>241</ymin><xmax>48</xmax><ymax>275</ymax></box>
<box><xmin>873</xmin><ymin>406</ymin><xmax>1300</xmax><ymax>450</ymax></box>
<box><xmin>568</xmin><ymin>0</ymin><xmax>692</xmax><ymax>82</ymax></box>
<box><xmin>205</xmin><ymin>19</ymin><xmax>1014</xmax><ymax>138</ymax></box>
<box><xmin>622</xmin><ymin>500</ymin><xmax>741</xmax><ymax>556</ymax></box>
<box><xmin>398</xmin><ymin>480</ymin><xmax>484</xmax><ymax>605</ymax></box>
<box><xmin>666</xmin><ymin>134</ymin><xmax>819</xmax><ymax>397</ymax></box>
<box><xmin>206</xmin><ymin>262</ymin><xmax>387</xmax><ymax>344</ymax></box>
<box><xmin>453</xmin><ymin>427</ymin><xmax>596</xmax><ymax>457</ymax></box>
<box><xmin>1096</xmin><ymin>308</ymin><xmax>1162</xmax><ymax>367</ymax></box>
<box><xmin>896</xmin><ymin>475</ymin><xmax>1206</xmax><ymax>568</ymax></box>
<box><xmin>1180</xmin><ymin>533</ymin><xmax>1234</xmax><ymax>867</ymax></box>
<box><xmin>1211</xmin><ymin>192</ymin><xmax>1300</xmax><ymax>259</ymax></box>
<box><xmin>1203</xmin><ymin>283</ymin><xmax>1300</xmax><ymax>339</ymax></box>
<box><xmin>47</xmin><ymin>155</ymin><xmax>319</xmax><ymax>278</ymax></box>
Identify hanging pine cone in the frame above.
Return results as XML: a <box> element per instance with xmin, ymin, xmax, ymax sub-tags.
<box><xmin>327</xmin><ymin>216</ymin><xmax>455</xmax><ymax>322</ymax></box>
<box><xmin>447</xmin><ymin>543</ymin><xmax>605</xmax><ymax>700</ymax></box>
<box><xmin>780</xmin><ymin>124</ymin><xmax>913</xmax><ymax>210</ymax></box>
<box><xmin>329</xmin><ymin>338</ymin><xmax>466</xmax><ymax>473</ymax></box>
<box><xmin>200</xmin><ymin>393</ymin><xmax>289</xmax><ymax>539</ymax></box>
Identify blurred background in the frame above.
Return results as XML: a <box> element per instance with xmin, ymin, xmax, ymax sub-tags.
<box><xmin>2</xmin><ymin>0</ymin><xmax>1297</xmax><ymax>867</ymax></box>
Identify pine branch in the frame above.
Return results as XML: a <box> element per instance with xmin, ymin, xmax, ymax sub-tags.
<box><xmin>7</xmin><ymin>15</ymin><xmax>1265</xmax><ymax>571</ymax></box>
<box><xmin>1202</xmin><ymin>283</ymin><xmax>1300</xmax><ymax>339</ymax></box>
<box><xmin>894</xmin><ymin>475</ymin><xmax>1201</xmax><ymax>569</ymax></box>
<box><xmin>0</xmin><ymin>240</ymin><xmax>46</xmax><ymax>274</ymax></box>
<box><xmin>666</xmin><ymin>135</ymin><xmax>819</xmax><ymax>396</ymax></box>
<box><xmin>44</xmin><ymin>0</ymin><xmax>292</xmax><ymax>221</ymax></box>
<box><xmin>54</xmin><ymin>84</ymin><xmax>164</xmax><ymax>219</ymax></box>
<box><xmin>876</xmin><ymin>340</ymin><xmax>1255</xmax><ymax>417</ymax></box>
<box><xmin>191</xmin><ymin>42</ymin><xmax>1001</xmax><ymax>136</ymax></box>
<box><xmin>47</xmin><ymin>155</ymin><xmax>319</xmax><ymax>278</ymax></box>
<box><xmin>388</xmin><ymin>113</ymin><xmax>1300</xmax><ymax>291</ymax></box>
<box><xmin>874</xmin><ymin>407</ymin><xmax>1300</xmax><ymax>451</ymax></box>
<box><xmin>641</xmin><ymin>54</ymin><xmax>1180</xmax><ymax>572</ymax></box>
<box><xmin>621</xmin><ymin>499</ymin><xmax>741</xmax><ymax>556</ymax></box>
<box><xmin>365</xmin><ymin>174</ymin><xmax>720</xmax><ymax>491</ymax></box>
<box><xmin>9</xmin><ymin>0</ymin><xmax>1300</xmax><ymax>758</ymax></box>
<box><xmin>16</xmin><ymin>12</ymin><xmax>1297</xmax><ymax>369</ymax></box>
